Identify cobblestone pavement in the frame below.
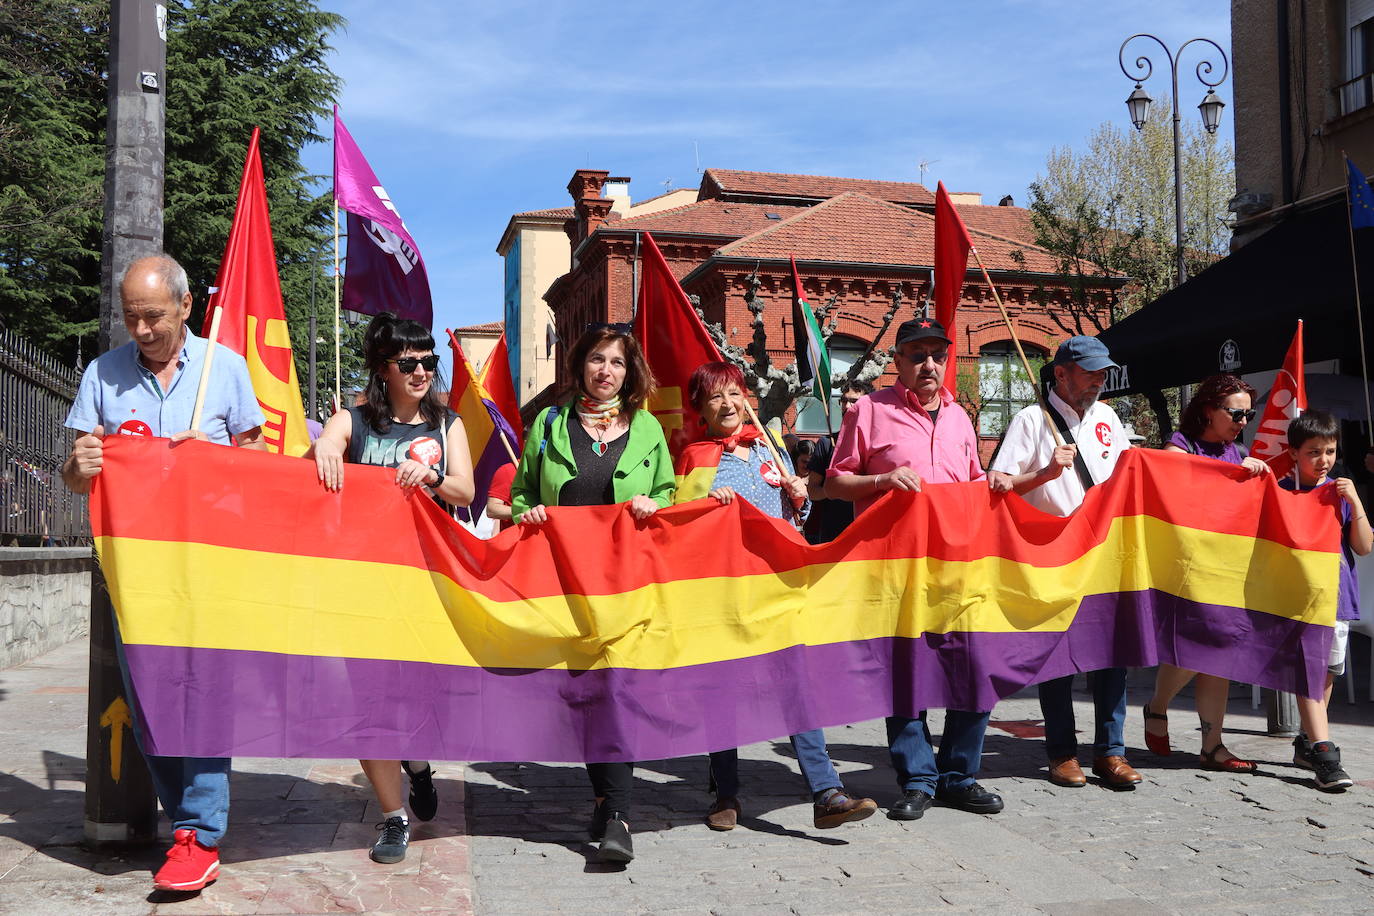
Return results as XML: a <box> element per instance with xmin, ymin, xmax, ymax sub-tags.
<box><xmin>4</xmin><ymin>638</ymin><xmax>1374</xmax><ymax>914</ymax></box>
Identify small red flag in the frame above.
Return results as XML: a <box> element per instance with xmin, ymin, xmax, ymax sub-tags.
<box><xmin>479</xmin><ymin>333</ymin><xmax>524</xmax><ymax>449</ymax></box>
<box><xmin>632</xmin><ymin>232</ymin><xmax>723</xmax><ymax>456</ymax></box>
<box><xmin>203</xmin><ymin>127</ymin><xmax>310</xmax><ymax>456</ymax></box>
<box><xmin>933</xmin><ymin>181</ymin><xmax>974</xmax><ymax>391</ymax></box>
<box><xmin>1250</xmin><ymin>320</ymin><xmax>1306</xmax><ymax>477</ymax></box>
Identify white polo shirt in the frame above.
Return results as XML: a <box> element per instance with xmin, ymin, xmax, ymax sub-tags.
<box><xmin>989</xmin><ymin>388</ymin><xmax>1131</xmax><ymax>517</ymax></box>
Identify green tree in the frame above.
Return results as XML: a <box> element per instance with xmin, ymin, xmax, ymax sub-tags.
<box><xmin>1026</xmin><ymin>102</ymin><xmax>1235</xmax><ymax>441</ymax></box>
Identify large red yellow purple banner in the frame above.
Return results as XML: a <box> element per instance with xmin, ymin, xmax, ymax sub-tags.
<box><xmin>92</xmin><ymin>437</ymin><xmax>1339</xmax><ymax>763</ymax></box>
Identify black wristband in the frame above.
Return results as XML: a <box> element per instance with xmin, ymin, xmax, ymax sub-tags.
<box><xmin>429</xmin><ymin>467</ymin><xmax>442</xmax><ymax>486</ymax></box>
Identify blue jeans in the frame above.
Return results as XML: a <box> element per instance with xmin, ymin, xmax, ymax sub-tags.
<box><xmin>887</xmin><ymin>710</ymin><xmax>990</xmax><ymax>794</ymax></box>
<box><xmin>1038</xmin><ymin>669</ymin><xmax>1128</xmax><ymax>759</ymax></box>
<box><xmin>111</xmin><ymin>612</ymin><xmax>230</xmax><ymax>846</ymax></box>
<box><xmin>709</xmin><ymin>728</ymin><xmax>843</xmax><ymax>798</ymax></box>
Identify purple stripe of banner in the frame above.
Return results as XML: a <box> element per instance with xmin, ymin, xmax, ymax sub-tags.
<box><xmin>125</xmin><ymin>590</ymin><xmax>1331</xmax><ymax>763</ymax></box>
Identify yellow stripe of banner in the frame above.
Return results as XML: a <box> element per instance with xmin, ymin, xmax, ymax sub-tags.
<box><xmin>101</xmin><ymin>516</ymin><xmax>1337</xmax><ymax>672</ymax></box>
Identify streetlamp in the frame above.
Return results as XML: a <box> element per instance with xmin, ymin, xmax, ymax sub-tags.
<box><xmin>1118</xmin><ymin>33</ymin><xmax>1229</xmax><ymax>285</ymax></box>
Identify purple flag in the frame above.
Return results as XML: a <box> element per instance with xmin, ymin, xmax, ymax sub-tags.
<box><xmin>333</xmin><ymin>108</ymin><xmax>433</xmax><ymax>327</ymax></box>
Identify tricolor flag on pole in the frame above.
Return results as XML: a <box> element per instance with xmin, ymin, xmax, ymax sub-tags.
<box><xmin>933</xmin><ymin>181</ymin><xmax>974</xmax><ymax>391</ymax></box>
<box><xmin>632</xmin><ymin>232</ymin><xmax>723</xmax><ymax>457</ymax></box>
<box><xmin>202</xmin><ymin>127</ymin><xmax>311</xmax><ymax>456</ymax></box>
<box><xmin>790</xmin><ymin>257</ymin><xmax>832</xmax><ymax>427</ymax></box>
<box><xmin>1250</xmin><ymin>320</ymin><xmax>1306</xmax><ymax>477</ymax></box>
<box><xmin>334</xmin><ymin>108</ymin><xmax>433</xmax><ymax>328</ymax></box>
<box><xmin>480</xmin><ymin>333</ymin><xmax>523</xmax><ymax>451</ymax></box>
<box><xmin>447</xmin><ymin>332</ymin><xmax>521</xmax><ymax>520</ymax></box>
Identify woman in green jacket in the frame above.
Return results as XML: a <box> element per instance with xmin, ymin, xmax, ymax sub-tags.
<box><xmin>510</xmin><ymin>323</ymin><xmax>673</xmax><ymax>865</ymax></box>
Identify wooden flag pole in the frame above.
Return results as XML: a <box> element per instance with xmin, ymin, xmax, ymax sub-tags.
<box><xmin>497</xmin><ymin>428</ymin><xmax>520</xmax><ymax>465</ymax></box>
<box><xmin>1344</xmin><ymin>151</ymin><xmax>1374</xmax><ymax>431</ymax></box>
<box><xmin>742</xmin><ymin>399</ymin><xmax>788</xmax><ymax>472</ymax></box>
<box><xmin>969</xmin><ymin>247</ymin><xmax>1065</xmax><ymax>447</ymax></box>
<box><xmin>189</xmin><ymin>305</ymin><xmax>223</xmax><ymax>432</ymax></box>
<box><xmin>333</xmin><ymin>197</ymin><xmax>342</xmax><ymax>411</ymax></box>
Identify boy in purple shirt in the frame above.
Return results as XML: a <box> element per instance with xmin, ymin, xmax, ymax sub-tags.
<box><xmin>1280</xmin><ymin>410</ymin><xmax>1371</xmax><ymax>790</ymax></box>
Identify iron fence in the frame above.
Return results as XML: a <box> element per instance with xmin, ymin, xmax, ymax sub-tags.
<box><xmin>0</xmin><ymin>328</ymin><xmax>87</xmax><ymax>545</ymax></box>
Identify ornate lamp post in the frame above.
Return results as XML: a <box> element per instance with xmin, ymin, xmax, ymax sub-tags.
<box><xmin>1118</xmin><ymin>34</ymin><xmax>1229</xmax><ymax>286</ymax></box>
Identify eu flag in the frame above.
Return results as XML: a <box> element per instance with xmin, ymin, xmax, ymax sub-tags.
<box><xmin>1349</xmin><ymin>157</ymin><xmax>1374</xmax><ymax>230</ymax></box>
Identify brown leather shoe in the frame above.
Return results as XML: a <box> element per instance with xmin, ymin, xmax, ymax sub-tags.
<box><xmin>1092</xmin><ymin>755</ymin><xmax>1143</xmax><ymax>789</ymax></box>
<box><xmin>813</xmin><ymin>790</ymin><xmax>878</xmax><ymax>829</ymax></box>
<box><xmin>1047</xmin><ymin>755</ymin><xmax>1087</xmax><ymax>787</ymax></box>
<box><xmin>705</xmin><ymin>795</ymin><xmax>740</xmax><ymax>831</ymax></box>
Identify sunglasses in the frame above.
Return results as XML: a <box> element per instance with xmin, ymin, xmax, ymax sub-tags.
<box><xmin>1222</xmin><ymin>408</ymin><xmax>1256</xmax><ymax>423</ymax></box>
<box><xmin>585</xmin><ymin>322</ymin><xmax>633</xmax><ymax>334</ymax></box>
<box><xmin>387</xmin><ymin>354</ymin><xmax>440</xmax><ymax>373</ymax></box>
<box><xmin>903</xmin><ymin>349</ymin><xmax>949</xmax><ymax>365</ymax></box>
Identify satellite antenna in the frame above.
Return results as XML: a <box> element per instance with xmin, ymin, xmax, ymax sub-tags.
<box><xmin>662</xmin><ymin>178</ymin><xmax>674</xmax><ymax>193</ymax></box>
<box><xmin>918</xmin><ymin>158</ymin><xmax>940</xmax><ymax>185</ymax></box>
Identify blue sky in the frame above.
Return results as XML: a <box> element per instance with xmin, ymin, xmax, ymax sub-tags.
<box><xmin>303</xmin><ymin>0</ymin><xmax>1233</xmax><ymax>335</ymax></box>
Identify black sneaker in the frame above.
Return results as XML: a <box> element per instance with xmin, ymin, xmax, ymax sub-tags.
<box><xmin>370</xmin><ymin>815</ymin><xmax>410</xmax><ymax>864</ymax></box>
<box><xmin>402</xmin><ymin>761</ymin><xmax>439</xmax><ymax>822</ymax></box>
<box><xmin>1310</xmin><ymin>741</ymin><xmax>1354</xmax><ymax>790</ymax></box>
<box><xmin>1292</xmin><ymin>733</ymin><xmax>1314</xmax><ymax>770</ymax></box>
<box><xmin>597</xmin><ymin>813</ymin><xmax>634</xmax><ymax>864</ymax></box>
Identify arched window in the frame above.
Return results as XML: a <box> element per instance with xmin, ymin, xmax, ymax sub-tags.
<box><xmin>796</xmin><ymin>335</ymin><xmax>868</xmax><ymax>434</ymax></box>
<box><xmin>978</xmin><ymin>342</ymin><xmax>1046</xmax><ymax>437</ymax></box>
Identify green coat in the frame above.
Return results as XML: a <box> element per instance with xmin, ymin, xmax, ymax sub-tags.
<box><xmin>510</xmin><ymin>405</ymin><xmax>675</xmax><ymax>522</ymax></box>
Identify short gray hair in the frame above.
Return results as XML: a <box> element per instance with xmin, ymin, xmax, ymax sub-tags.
<box><xmin>118</xmin><ymin>253</ymin><xmax>190</xmax><ymax>303</ymax></box>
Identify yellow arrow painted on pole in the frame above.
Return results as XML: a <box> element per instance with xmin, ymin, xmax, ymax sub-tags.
<box><xmin>99</xmin><ymin>697</ymin><xmax>132</xmax><ymax>783</ymax></box>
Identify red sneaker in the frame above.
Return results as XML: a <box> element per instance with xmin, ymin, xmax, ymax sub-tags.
<box><xmin>153</xmin><ymin>828</ymin><xmax>220</xmax><ymax>891</ymax></box>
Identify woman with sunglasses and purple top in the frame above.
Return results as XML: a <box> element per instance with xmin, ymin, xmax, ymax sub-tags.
<box><xmin>308</xmin><ymin>313</ymin><xmax>476</xmax><ymax>865</ymax></box>
<box><xmin>1143</xmin><ymin>373</ymin><xmax>1270</xmax><ymax>772</ymax></box>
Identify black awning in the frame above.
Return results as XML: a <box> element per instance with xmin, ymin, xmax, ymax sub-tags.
<box><xmin>1095</xmin><ymin>194</ymin><xmax>1374</xmax><ymax>395</ymax></box>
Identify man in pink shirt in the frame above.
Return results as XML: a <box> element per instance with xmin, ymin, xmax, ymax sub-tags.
<box><xmin>827</xmin><ymin>316</ymin><xmax>1002</xmax><ymax>822</ymax></box>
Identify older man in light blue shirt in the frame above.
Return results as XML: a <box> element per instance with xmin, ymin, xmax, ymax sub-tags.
<box><xmin>62</xmin><ymin>254</ymin><xmax>264</xmax><ymax>892</ymax></box>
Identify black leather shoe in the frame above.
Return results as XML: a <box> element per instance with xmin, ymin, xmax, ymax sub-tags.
<box><xmin>887</xmin><ymin>789</ymin><xmax>934</xmax><ymax>820</ymax></box>
<box><xmin>597</xmin><ymin>814</ymin><xmax>634</xmax><ymax>864</ymax></box>
<box><xmin>936</xmin><ymin>782</ymin><xmax>1004</xmax><ymax>815</ymax></box>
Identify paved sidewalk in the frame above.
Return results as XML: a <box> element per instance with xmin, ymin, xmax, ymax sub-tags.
<box><xmin>3</xmin><ymin>638</ymin><xmax>1374</xmax><ymax>914</ymax></box>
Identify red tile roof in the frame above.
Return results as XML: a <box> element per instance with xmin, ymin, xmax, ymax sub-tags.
<box><xmin>596</xmin><ymin>199</ymin><xmax>811</xmax><ymax>237</ymax></box>
<box><xmin>701</xmin><ymin>168</ymin><xmax>935</xmax><ymax>206</ymax></box>
<box><xmin>452</xmin><ymin>321</ymin><xmax>504</xmax><ymax>334</ymax></box>
<box><xmin>513</xmin><ymin>206</ymin><xmax>574</xmax><ymax>219</ymax></box>
<box><xmin>712</xmin><ymin>192</ymin><xmax>1068</xmax><ymax>274</ymax></box>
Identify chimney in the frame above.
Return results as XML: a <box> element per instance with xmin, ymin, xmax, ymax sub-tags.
<box><xmin>999</xmin><ymin>194</ymin><xmax>1015</xmax><ymax>207</ymax></box>
<box><xmin>567</xmin><ymin>169</ymin><xmax>615</xmax><ymax>244</ymax></box>
<box><xmin>604</xmin><ymin>176</ymin><xmax>632</xmax><ymax>215</ymax></box>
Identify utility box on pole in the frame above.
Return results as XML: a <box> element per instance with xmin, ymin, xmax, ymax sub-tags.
<box><xmin>84</xmin><ymin>0</ymin><xmax>167</xmax><ymax>847</ymax></box>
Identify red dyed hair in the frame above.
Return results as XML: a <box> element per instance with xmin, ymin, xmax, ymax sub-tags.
<box><xmin>688</xmin><ymin>361</ymin><xmax>747</xmax><ymax>410</ymax></box>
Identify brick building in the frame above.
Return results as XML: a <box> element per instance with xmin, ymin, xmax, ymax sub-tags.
<box><xmin>538</xmin><ymin>168</ymin><xmax>1128</xmax><ymax>459</ymax></box>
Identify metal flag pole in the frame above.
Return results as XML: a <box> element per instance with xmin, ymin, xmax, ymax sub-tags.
<box><xmin>333</xmin><ymin>197</ymin><xmax>342</xmax><ymax>411</ymax></box>
<box><xmin>1344</xmin><ymin>151</ymin><xmax>1373</xmax><ymax>431</ymax></box>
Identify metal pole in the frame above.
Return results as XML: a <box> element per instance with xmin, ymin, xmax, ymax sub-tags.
<box><xmin>1170</xmin><ymin>58</ymin><xmax>1187</xmax><ymax>285</ymax></box>
<box><xmin>308</xmin><ymin>252</ymin><xmax>318</xmax><ymax>421</ymax></box>
<box><xmin>86</xmin><ymin>0</ymin><xmax>165</xmax><ymax>847</ymax></box>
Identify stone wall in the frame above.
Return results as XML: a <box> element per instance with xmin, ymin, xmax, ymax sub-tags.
<box><xmin>0</xmin><ymin>547</ymin><xmax>91</xmax><ymax>668</ymax></box>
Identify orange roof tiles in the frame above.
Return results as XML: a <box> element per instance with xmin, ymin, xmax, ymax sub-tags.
<box><xmin>514</xmin><ymin>206</ymin><xmax>574</xmax><ymax>219</ymax></box>
<box><xmin>713</xmin><ymin>193</ymin><xmax>1065</xmax><ymax>274</ymax></box>
<box><xmin>452</xmin><ymin>321</ymin><xmax>504</xmax><ymax>334</ymax></box>
<box><xmin>597</xmin><ymin>199</ymin><xmax>811</xmax><ymax>237</ymax></box>
<box><xmin>702</xmin><ymin>168</ymin><xmax>935</xmax><ymax>206</ymax></box>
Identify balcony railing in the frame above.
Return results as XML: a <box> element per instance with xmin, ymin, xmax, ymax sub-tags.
<box><xmin>1335</xmin><ymin>70</ymin><xmax>1374</xmax><ymax>117</ymax></box>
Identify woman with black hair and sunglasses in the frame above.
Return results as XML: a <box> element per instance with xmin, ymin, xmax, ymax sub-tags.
<box><xmin>510</xmin><ymin>322</ymin><xmax>675</xmax><ymax>866</ymax></box>
<box><xmin>1143</xmin><ymin>373</ymin><xmax>1268</xmax><ymax>774</ymax></box>
<box><xmin>308</xmin><ymin>312</ymin><xmax>475</xmax><ymax>865</ymax></box>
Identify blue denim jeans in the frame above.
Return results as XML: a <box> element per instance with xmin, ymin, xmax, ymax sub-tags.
<box><xmin>1038</xmin><ymin>669</ymin><xmax>1128</xmax><ymax>759</ymax></box>
<box><xmin>111</xmin><ymin>612</ymin><xmax>230</xmax><ymax>846</ymax></box>
<box><xmin>886</xmin><ymin>710</ymin><xmax>990</xmax><ymax>794</ymax></box>
<box><xmin>709</xmin><ymin>728</ymin><xmax>843</xmax><ymax>799</ymax></box>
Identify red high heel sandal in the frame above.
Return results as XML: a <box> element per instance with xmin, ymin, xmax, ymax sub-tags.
<box><xmin>1142</xmin><ymin>703</ymin><xmax>1172</xmax><ymax>756</ymax></box>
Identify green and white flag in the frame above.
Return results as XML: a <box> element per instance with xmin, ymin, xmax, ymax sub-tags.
<box><xmin>791</xmin><ymin>256</ymin><xmax>831</xmax><ymax>404</ymax></box>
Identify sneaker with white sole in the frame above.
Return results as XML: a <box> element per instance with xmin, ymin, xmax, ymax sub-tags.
<box><xmin>1310</xmin><ymin>741</ymin><xmax>1354</xmax><ymax>790</ymax></box>
<box><xmin>153</xmin><ymin>828</ymin><xmax>220</xmax><ymax>891</ymax></box>
<box><xmin>370</xmin><ymin>815</ymin><xmax>410</xmax><ymax>864</ymax></box>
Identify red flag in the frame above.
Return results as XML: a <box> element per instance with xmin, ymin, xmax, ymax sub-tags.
<box><xmin>478</xmin><ymin>333</ymin><xmax>524</xmax><ymax>449</ymax></box>
<box><xmin>203</xmin><ymin>127</ymin><xmax>310</xmax><ymax>456</ymax></box>
<box><xmin>1250</xmin><ymin>320</ymin><xmax>1306</xmax><ymax>476</ymax></box>
<box><xmin>934</xmin><ymin>181</ymin><xmax>974</xmax><ymax>391</ymax></box>
<box><xmin>632</xmin><ymin>232</ymin><xmax>723</xmax><ymax>456</ymax></box>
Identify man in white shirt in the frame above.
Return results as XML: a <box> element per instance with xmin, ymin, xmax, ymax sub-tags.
<box><xmin>987</xmin><ymin>336</ymin><xmax>1140</xmax><ymax>790</ymax></box>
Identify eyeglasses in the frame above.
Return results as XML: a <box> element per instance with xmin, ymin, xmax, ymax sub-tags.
<box><xmin>387</xmin><ymin>354</ymin><xmax>440</xmax><ymax>373</ymax></box>
<box><xmin>903</xmin><ymin>349</ymin><xmax>949</xmax><ymax>365</ymax></box>
<box><xmin>1223</xmin><ymin>408</ymin><xmax>1256</xmax><ymax>423</ymax></box>
<box><xmin>585</xmin><ymin>322</ymin><xmax>633</xmax><ymax>335</ymax></box>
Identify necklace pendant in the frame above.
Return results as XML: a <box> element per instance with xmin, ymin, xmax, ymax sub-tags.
<box><xmin>592</xmin><ymin>440</ymin><xmax>608</xmax><ymax>457</ymax></box>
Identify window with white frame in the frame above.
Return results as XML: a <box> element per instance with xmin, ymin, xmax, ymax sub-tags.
<box><xmin>795</xmin><ymin>335</ymin><xmax>867</xmax><ymax>434</ymax></box>
<box><xmin>1341</xmin><ymin>0</ymin><xmax>1374</xmax><ymax>114</ymax></box>
<box><xmin>977</xmin><ymin>342</ymin><xmax>1045</xmax><ymax>438</ymax></box>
